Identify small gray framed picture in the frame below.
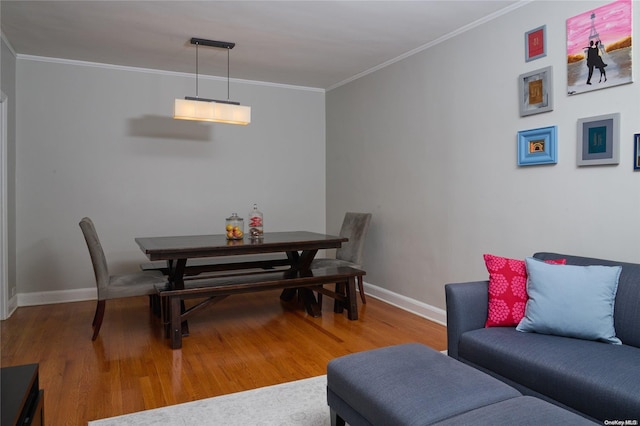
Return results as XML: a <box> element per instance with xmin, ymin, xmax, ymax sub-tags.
<box><xmin>519</xmin><ymin>66</ymin><xmax>553</xmax><ymax>117</ymax></box>
<box><xmin>576</xmin><ymin>113</ymin><xmax>620</xmax><ymax>166</ymax></box>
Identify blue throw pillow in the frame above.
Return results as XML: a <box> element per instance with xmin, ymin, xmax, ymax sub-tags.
<box><xmin>516</xmin><ymin>257</ymin><xmax>622</xmax><ymax>344</ymax></box>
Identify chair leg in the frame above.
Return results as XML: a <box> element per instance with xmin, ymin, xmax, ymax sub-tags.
<box><xmin>357</xmin><ymin>276</ymin><xmax>367</xmax><ymax>304</ymax></box>
<box><xmin>92</xmin><ymin>301</ymin><xmax>99</xmax><ymax>326</ymax></box>
<box><xmin>92</xmin><ymin>300</ymin><xmax>106</xmax><ymax>341</ymax></box>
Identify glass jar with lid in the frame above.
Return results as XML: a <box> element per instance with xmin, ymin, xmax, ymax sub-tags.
<box><xmin>248</xmin><ymin>204</ymin><xmax>264</xmax><ymax>239</ymax></box>
<box><xmin>225</xmin><ymin>213</ymin><xmax>244</xmax><ymax>240</ymax></box>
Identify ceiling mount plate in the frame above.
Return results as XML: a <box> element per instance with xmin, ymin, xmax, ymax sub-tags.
<box><xmin>190</xmin><ymin>38</ymin><xmax>235</xmax><ymax>49</ymax></box>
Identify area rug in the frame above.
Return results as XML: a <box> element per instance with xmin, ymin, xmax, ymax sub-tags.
<box><xmin>89</xmin><ymin>375</ymin><xmax>330</xmax><ymax>426</ymax></box>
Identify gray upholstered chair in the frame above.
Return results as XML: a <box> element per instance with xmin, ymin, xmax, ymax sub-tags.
<box><xmin>79</xmin><ymin>217</ymin><xmax>167</xmax><ymax>340</ymax></box>
<box><xmin>313</xmin><ymin>212</ymin><xmax>372</xmax><ymax>304</ymax></box>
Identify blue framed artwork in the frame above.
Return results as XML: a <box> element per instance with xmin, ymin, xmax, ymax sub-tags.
<box><xmin>517</xmin><ymin>126</ymin><xmax>558</xmax><ymax>166</ymax></box>
<box><xmin>576</xmin><ymin>113</ymin><xmax>620</xmax><ymax>166</ymax></box>
<box><xmin>634</xmin><ymin>133</ymin><xmax>640</xmax><ymax>170</ymax></box>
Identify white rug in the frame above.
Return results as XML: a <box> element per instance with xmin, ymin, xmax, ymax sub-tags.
<box><xmin>89</xmin><ymin>375</ymin><xmax>330</xmax><ymax>426</ymax></box>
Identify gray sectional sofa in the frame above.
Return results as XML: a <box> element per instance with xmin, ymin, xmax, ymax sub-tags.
<box><xmin>445</xmin><ymin>252</ymin><xmax>640</xmax><ymax>422</ymax></box>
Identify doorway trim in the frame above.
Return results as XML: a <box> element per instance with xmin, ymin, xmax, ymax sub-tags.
<box><xmin>0</xmin><ymin>91</ymin><xmax>9</xmax><ymax>319</ymax></box>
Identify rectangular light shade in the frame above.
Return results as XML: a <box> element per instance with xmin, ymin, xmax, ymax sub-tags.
<box><xmin>174</xmin><ymin>98</ymin><xmax>251</xmax><ymax>125</ymax></box>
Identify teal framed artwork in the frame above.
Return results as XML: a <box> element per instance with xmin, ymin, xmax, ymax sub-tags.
<box><xmin>576</xmin><ymin>113</ymin><xmax>620</xmax><ymax>166</ymax></box>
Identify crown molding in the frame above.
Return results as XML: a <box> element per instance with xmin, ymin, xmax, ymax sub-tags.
<box><xmin>16</xmin><ymin>54</ymin><xmax>325</xmax><ymax>93</ymax></box>
<box><xmin>327</xmin><ymin>0</ymin><xmax>533</xmax><ymax>91</ymax></box>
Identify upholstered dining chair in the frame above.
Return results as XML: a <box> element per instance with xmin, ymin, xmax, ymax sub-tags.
<box><xmin>312</xmin><ymin>212</ymin><xmax>372</xmax><ymax>304</ymax></box>
<box><xmin>79</xmin><ymin>217</ymin><xmax>168</xmax><ymax>340</ymax></box>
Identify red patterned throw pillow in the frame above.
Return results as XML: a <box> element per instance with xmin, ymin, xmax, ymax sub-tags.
<box><xmin>484</xmin><ymin>254</ymin><xmax>566</xmax><ymax>327</ymax></box>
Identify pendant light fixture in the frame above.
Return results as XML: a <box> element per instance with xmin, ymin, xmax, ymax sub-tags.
<box><xmin>174</xmin><ymin>37</ymin><xmax>251</xmax><ymax>125</ymax></box>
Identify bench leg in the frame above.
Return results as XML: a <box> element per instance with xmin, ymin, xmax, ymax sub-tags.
<box><xmin>159</xmin><ymin>295</ymin><xmax>170</xmax><ymax>338</ymax></box>
<box><xmin>149</xmin><ymin>294</ymin><xmax>161</xmax><ymax>316</ymax></box>
<box><xmin>170</xmin><ymin>297</ymin><xmax>183</xmax><ymax>349</ymax></box>
<box><xmin>333</xmin><ymin>282</ymin><xmax>345</xmax><ymax>314</ymax></box>
<box><xmin>180</xmin><ymin>300</ymin><xmax>190</xmax><ymax>336</ymax></box>
<box><xmin>345</xmin><ymin>277</ymin><xmax>358</xmax><ymax>320</ymax></box>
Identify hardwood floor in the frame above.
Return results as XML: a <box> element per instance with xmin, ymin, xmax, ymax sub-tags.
<box><xmin>1</xmin><ymin>290</ymin><xmax>446</xmax><ymax>425</ymax></box>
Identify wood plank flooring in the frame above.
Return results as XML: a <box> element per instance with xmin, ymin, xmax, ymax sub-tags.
<box><xmin>1</xmin><ymin>290</ymin><xmax>446</xmax><ymax>425</ymax></box>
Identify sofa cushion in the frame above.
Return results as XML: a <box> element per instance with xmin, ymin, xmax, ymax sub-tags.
<box><xmin>517</xmin><ymin>258</ymin><xmax>621</xmax><ymax>344</ymax></box>
<box><xmin>432</xmin><ymin>396</ymin><xmax>596</xmax><ymax>425</ymax></box>
<box><xmin>458</xmin><ymin>327</ymin><xmax>640</xmax><ymax>420</ymax></box>
<box><xmin>483</xmin><ymin>254</ymin><xmax>565</xmax><ymax>327</ymax></box>
<box><xmin>533</xmin><ymin>252</ymin><xmax>640</xmax><ymax>348</ymax></box>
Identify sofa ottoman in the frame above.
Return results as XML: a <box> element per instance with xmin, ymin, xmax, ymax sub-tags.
<box><xmin>326</xmin><ymin>343</ymin><xmax>596</xmax><ymax>425</ymax></box>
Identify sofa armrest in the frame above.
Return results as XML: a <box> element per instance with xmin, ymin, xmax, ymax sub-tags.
<box><xmin>445</xmin><ymin>281</ymin><xmax>488</xmax><ymax>360</ymax></box>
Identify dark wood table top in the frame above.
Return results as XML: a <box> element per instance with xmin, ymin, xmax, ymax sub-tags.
<box><xmin>135</xmin><ymin>231</ymin><xmax>347</xmax><ymax>261</ymax></box>
<box><xmin>1</xmin><ymin>364</ymin><xmax>39</xmax><ymax>426</ymax></box>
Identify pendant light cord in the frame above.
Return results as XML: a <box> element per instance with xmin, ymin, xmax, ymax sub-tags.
<box><xmin>189</xmin><ymin>39</ymin><xmax>237</xmax><ymax>103</ymax></box>
<box><xmin>195</xmin><ymin>41</ymin><xmax>199</xmax><ymax>98</ymax></box>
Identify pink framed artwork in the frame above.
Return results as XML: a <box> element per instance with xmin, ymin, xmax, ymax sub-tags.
<box><xmin>567</xmin><ymin>0</ymin><xmax>633</xmax><ymax>95</ymax></box>
<box><xmin>525</xmin><ymin>25</ymin><xmax>547</xmax><ymax>62</ymax></box>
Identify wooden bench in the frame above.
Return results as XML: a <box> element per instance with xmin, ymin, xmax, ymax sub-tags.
<box><xmin>140</xmin><ymin>254</ymin><xmax>292</xmax><ymax>279</ymax></box>
<box><xmin>156</xmin><ymin>266</ymin><xmax>365</xmax><ymax>349</ymax></box>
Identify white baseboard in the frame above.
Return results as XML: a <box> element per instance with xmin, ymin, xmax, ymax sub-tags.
<box><xmin>362</xmin><ymin>281</ymin><xmax>446</xmax><ymax>326</ymax></box>
<box><xmin>13</xmin><ymin>282</ymin><xmax>446</xmax><ymax>328</ymax></box>
<box><xmin>18</xmin><ymin>287</ymin><xmax>96</xmax><ymax>307</ymax></box>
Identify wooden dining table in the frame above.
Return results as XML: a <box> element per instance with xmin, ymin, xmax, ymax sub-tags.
<box><xmin>135</xmin><ymin>231</ymin><xmax>348</xmax><ymax>321</ymax></box>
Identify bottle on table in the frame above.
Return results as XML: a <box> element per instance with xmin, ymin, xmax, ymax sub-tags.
<box><xmin>248</xmin><ymin>204</ymin><xmax>264</xmax><ymax>239</ymax></box>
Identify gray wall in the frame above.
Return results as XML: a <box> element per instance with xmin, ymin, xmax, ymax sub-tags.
<box><xmin>14</xmin><ymin>57</ymin><xmax>325</xmax><ymax>302</ymax></box>
<box><xmin>326</xmin><ymin>0</ymin><xmax>640</xmax><ymax>316</ymax></box>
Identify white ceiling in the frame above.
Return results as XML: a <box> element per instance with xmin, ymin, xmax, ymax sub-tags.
<box><xmin>1</xmin><ymin>1</ymin><xmax>523</xmax><ymax>90</ymax></box>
